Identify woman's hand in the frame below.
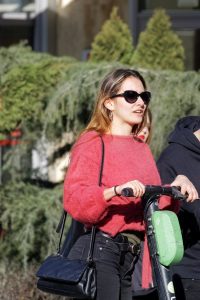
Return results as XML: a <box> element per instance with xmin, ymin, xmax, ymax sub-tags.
<box><xmin>116</xmin><ymin>180</ymin><xmax>145</xmax><ymax>198</ymax></box>
<box><xmin>103</xmin><ymin>180</ymin><xmax>145</xmax><ymax>201</ymax></box>
<box><xmin>170</xmin><ymin>175</ymin><xmax>199</xmax><ymax>202</ymax></box>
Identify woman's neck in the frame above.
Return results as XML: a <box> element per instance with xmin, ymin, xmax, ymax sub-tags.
<box><xmin>109</xmin><ymin>121</ymin><xmax>133</xmax><ymax>136</ymax></box>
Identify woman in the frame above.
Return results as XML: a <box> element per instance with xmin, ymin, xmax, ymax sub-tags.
<box><xmin>137</xmin><ymin>108</ymin><xmax>152</xmax><ymax>144</ymax></box>
<box><xmin>63</xmin><ymin>69</ymin><xmax>198</xmax><ymax>300</ymax></box>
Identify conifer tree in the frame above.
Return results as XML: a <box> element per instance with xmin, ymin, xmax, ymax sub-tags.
<box><xmin>89</xmin><ymin>6</ymin><xmax>134</xmax><ymax>64</ymax></box>
<box><xmin>132</xmin><ymin>9</ymin><xmax>185</xmax><ymax>71</ymax></box>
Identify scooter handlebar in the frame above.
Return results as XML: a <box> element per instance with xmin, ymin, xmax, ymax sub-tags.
<box><xmin>121</xmin><ymin>185</ymin><xmax>187</xmax><ymax>200</ymax></box>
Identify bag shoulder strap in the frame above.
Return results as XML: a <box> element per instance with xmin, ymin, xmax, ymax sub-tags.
<box><xmin>98</xmin><ymin>135</ymin><xmax>104</xmax><ymax>186</ymax></box>
<box><xmin>56</xmin><ymin>210</ymin><xmax>67</xmax><ymax>233</ymax></box>
<box><xmin>57</xmin><ymin>135</ymin><xmax>105</xmax><ymax>256</ymax></box>
<box><xmin>87</xmin><ymin>135</ymin><xmax>104</xmax><ymax>262</ymax></box>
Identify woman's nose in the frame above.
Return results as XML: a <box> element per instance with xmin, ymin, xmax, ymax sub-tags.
<box><xmin>137</xmin><ymin>96</ymin><xmax>146</xmax><ymax>106</ymax></box>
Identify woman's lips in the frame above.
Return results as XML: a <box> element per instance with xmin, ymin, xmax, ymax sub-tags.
<box><xmin>138</xmin><ymin>135</ymin><xmax>145</xmax><ymax>140</ymax></box>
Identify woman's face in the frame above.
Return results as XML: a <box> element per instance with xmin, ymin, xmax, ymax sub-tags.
<box><xmin>106</xmin><ymin>76</ymin><xmax>147</xmax><ymax>131</ymax></box>
<box><xmin>137</xmin><ymin>114</ymin><xmax>151</xmax><ymax>143</ymax></box>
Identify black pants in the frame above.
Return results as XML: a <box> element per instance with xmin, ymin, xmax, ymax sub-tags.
<box><xmin>67</xmin><ymin>231</ymin><xmax>136</xmax><ymax>300</ymax></box>
<box><xmin>173</xmin><ymin>276</ymin><xmax>200</xmax><ymax>300</ymax></box>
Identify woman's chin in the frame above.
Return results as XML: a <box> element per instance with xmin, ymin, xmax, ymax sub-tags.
<box><xmin>129</xmin><ymin>116</ymin><xmax>143</xmax><ymax>125</ymax></box>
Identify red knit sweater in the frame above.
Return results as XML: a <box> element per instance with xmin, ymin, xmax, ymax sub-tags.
<box><xmin>63</xmin><ymin>131</ymin><xmax>179</xmax><ymax>288</ymax></box>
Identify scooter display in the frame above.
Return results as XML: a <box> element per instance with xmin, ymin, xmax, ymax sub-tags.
<box><xmin>122</xmin><ymin>185</ymin><xmax>186</xmax><ymax>300</ymax></box>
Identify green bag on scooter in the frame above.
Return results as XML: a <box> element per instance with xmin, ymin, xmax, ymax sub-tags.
<box><xmin>151</xmin><ymin>210</ymin><xmax>184</xmax><ymax>266</ymax></box>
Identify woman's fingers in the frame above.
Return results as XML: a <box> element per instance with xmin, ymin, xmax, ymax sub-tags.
<box><xmin>184</xmin><ymin>185</ymin><xmax>199</xmax><ymax>202</ymax></box>
<box><xmin>130</xmin><ymin>180</ymin><xmax>145</xmax><ymax>197</ymax></box>
<box><xmin>171</xmin><ymin>175</ymin><xmax>199</xmax><ymax>202</ymax></box>
<box><xmin>118</xmin><ymin>180</ymin><xmax>145</xmax><ymax>198</ymax></box>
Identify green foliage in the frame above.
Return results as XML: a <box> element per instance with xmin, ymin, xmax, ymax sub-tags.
<box><xmin>0</xmin><ymin>181</ymin><xmax>71</xmax><ymax>269</ymax></box>
<box><xmin>132</xmin><ymin>9</ymin><xmax>185</xmax><ymax>71</ymax></box>
<box><xmin>2</xmin><ymin>140</ymin><xmax>31</xmax><ymax>182</ymax></box>
<box><xmin>1</xmin><ymin>60</ymin><xmax>63</xmax><ymax>132</ymax></box>
<box><xmin>43</xmin><ymin>61</ymin><xmax>122</xmax><ymax>139</ymax></box>
<box><xmin>0</xmin><ymin>43</ymin><xmax>77</xmax><ymax>133</ymax></box>
<box><xmin>0</xmin><ymin>43</ymin><xmax>199</xmax><ymax>182</ymax></box>
<box><xmin>43</xmin><ymin>64</ymin><xmax>200</xmax><ymax>158</ymax></box>
<box><xmin>0</xmin><ymin>41</ymin><xmax>75</xmax><ymax>76</ymax></box>
<box><xmin>89</xmin><ymin>6</ymin><xmax>134</xmax><ymax>64</ymax></box>
<box><xmin>147</xmin><ymin>69</ymin><xmax>200</xmax><ymax>157</ymax></box>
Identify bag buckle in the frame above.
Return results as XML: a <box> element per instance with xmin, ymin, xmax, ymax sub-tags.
<box><xmin>128</xmin><ymin>243</ymin><xmax>141</xmax><ymax>255</ymax></box>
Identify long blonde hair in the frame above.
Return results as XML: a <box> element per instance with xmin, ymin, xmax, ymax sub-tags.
<box><xmin>83</xmin><ymin>68</ymin><xmax>149</xmax><ymax>135</ymax></box>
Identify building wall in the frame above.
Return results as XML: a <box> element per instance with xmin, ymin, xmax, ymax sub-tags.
<box><xmin>54</xmin><ymin>0</ymin><xmax>200</xmax><ymax>69</ymax></box>
<box><xmin>177</xmin><ymin>30</ymin><xmax>196</xmax><ymax>69</ymax></box>
<box><xmin>145</xmin><ymin>0</ymin><xmax>199</xmax><ymax>9</ymax></box>
<box><xmin>0</xmin><ymin>0</ymin><xmax>199</xmax><ymax>68</ymax></box>
<box><xmin>56</xmin><ymin>0</ymin><xmax>129</xmax><ymax>60</ymax></box>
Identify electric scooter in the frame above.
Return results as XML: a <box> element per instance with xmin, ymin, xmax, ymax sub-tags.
<box><xmin>122</xmin><ymin>185</ymin><xmax>186</xmax><ymax>300</ymax></box>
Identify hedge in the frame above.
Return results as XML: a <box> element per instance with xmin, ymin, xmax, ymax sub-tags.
<box><xmin>0</xmin><ymin>45</ymin><xmax>200</xmax><ymax>271</ymax></box>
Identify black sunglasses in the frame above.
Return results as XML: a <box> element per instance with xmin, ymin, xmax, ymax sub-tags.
<box><xmin>110</xmin><ymin>90</ymin><xmax>151</xmax><ymax>105</ymax></box>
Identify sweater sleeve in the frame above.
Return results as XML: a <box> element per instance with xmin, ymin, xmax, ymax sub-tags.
<box><xmin>63</xmin><ymin>132</ymin><xmax>109</xmax><ymax>224</ymax></box>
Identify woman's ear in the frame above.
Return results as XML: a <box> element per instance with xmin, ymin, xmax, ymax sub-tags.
<box><xmin>104</xmin><ymin>99</ymin><xmax>115</xmax><ymax>111</ymax></box>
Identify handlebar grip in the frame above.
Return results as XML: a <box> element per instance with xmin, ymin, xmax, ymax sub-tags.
<box><xmin>121</xmin><ymin>185</ymin><xmax>187</xmax><ymax>200</ymax></box>
<box><xmin>121</xmin><ymin>188</ymin><xmax>134</xmax><ymax>197</ymax></box>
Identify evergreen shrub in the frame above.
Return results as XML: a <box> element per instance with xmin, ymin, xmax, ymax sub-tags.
<box><xmin>146</xmin><ymin>69</ymin><xmax>200</xmax><ymax>156</ymax></box>
<box><xmin>132</xmin><ymin>9</ymin><xmax>185</xmax><ymax>71</ymax></box>
<box><xmin>0</xmin><ymin>41</ymin><xmax>76</xmax><ymax>76</ymax></box>
<box><xmin>42</xmin><ymin>65</ymin><xmax>200</xmax><ymax>158</ymax></box>
<box><xmin>0</xmin><ymin>45</ymin><xmax>76</xmax><ymax>133</ymax></box>
<box><xmin>0</xmin><ymin>181</ymin><xmax>69</xmax><ymax>269</ymax></box>
<box><xmin>89</xmin><ymin>6</ymin><xmax>134</xmax><ymax>64</ymax></box>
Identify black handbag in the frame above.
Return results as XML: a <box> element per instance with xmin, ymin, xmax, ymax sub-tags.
<box><xmin>36</xmin><ymin>136</ymin><xmax>105</xmax><ymax>299</ymax></box>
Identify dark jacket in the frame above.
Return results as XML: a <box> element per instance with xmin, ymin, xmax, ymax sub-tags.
<box><xmin>157</xmin><ymin>116</ymin><xmax>200</xmax><ymax>279</ymax></box>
